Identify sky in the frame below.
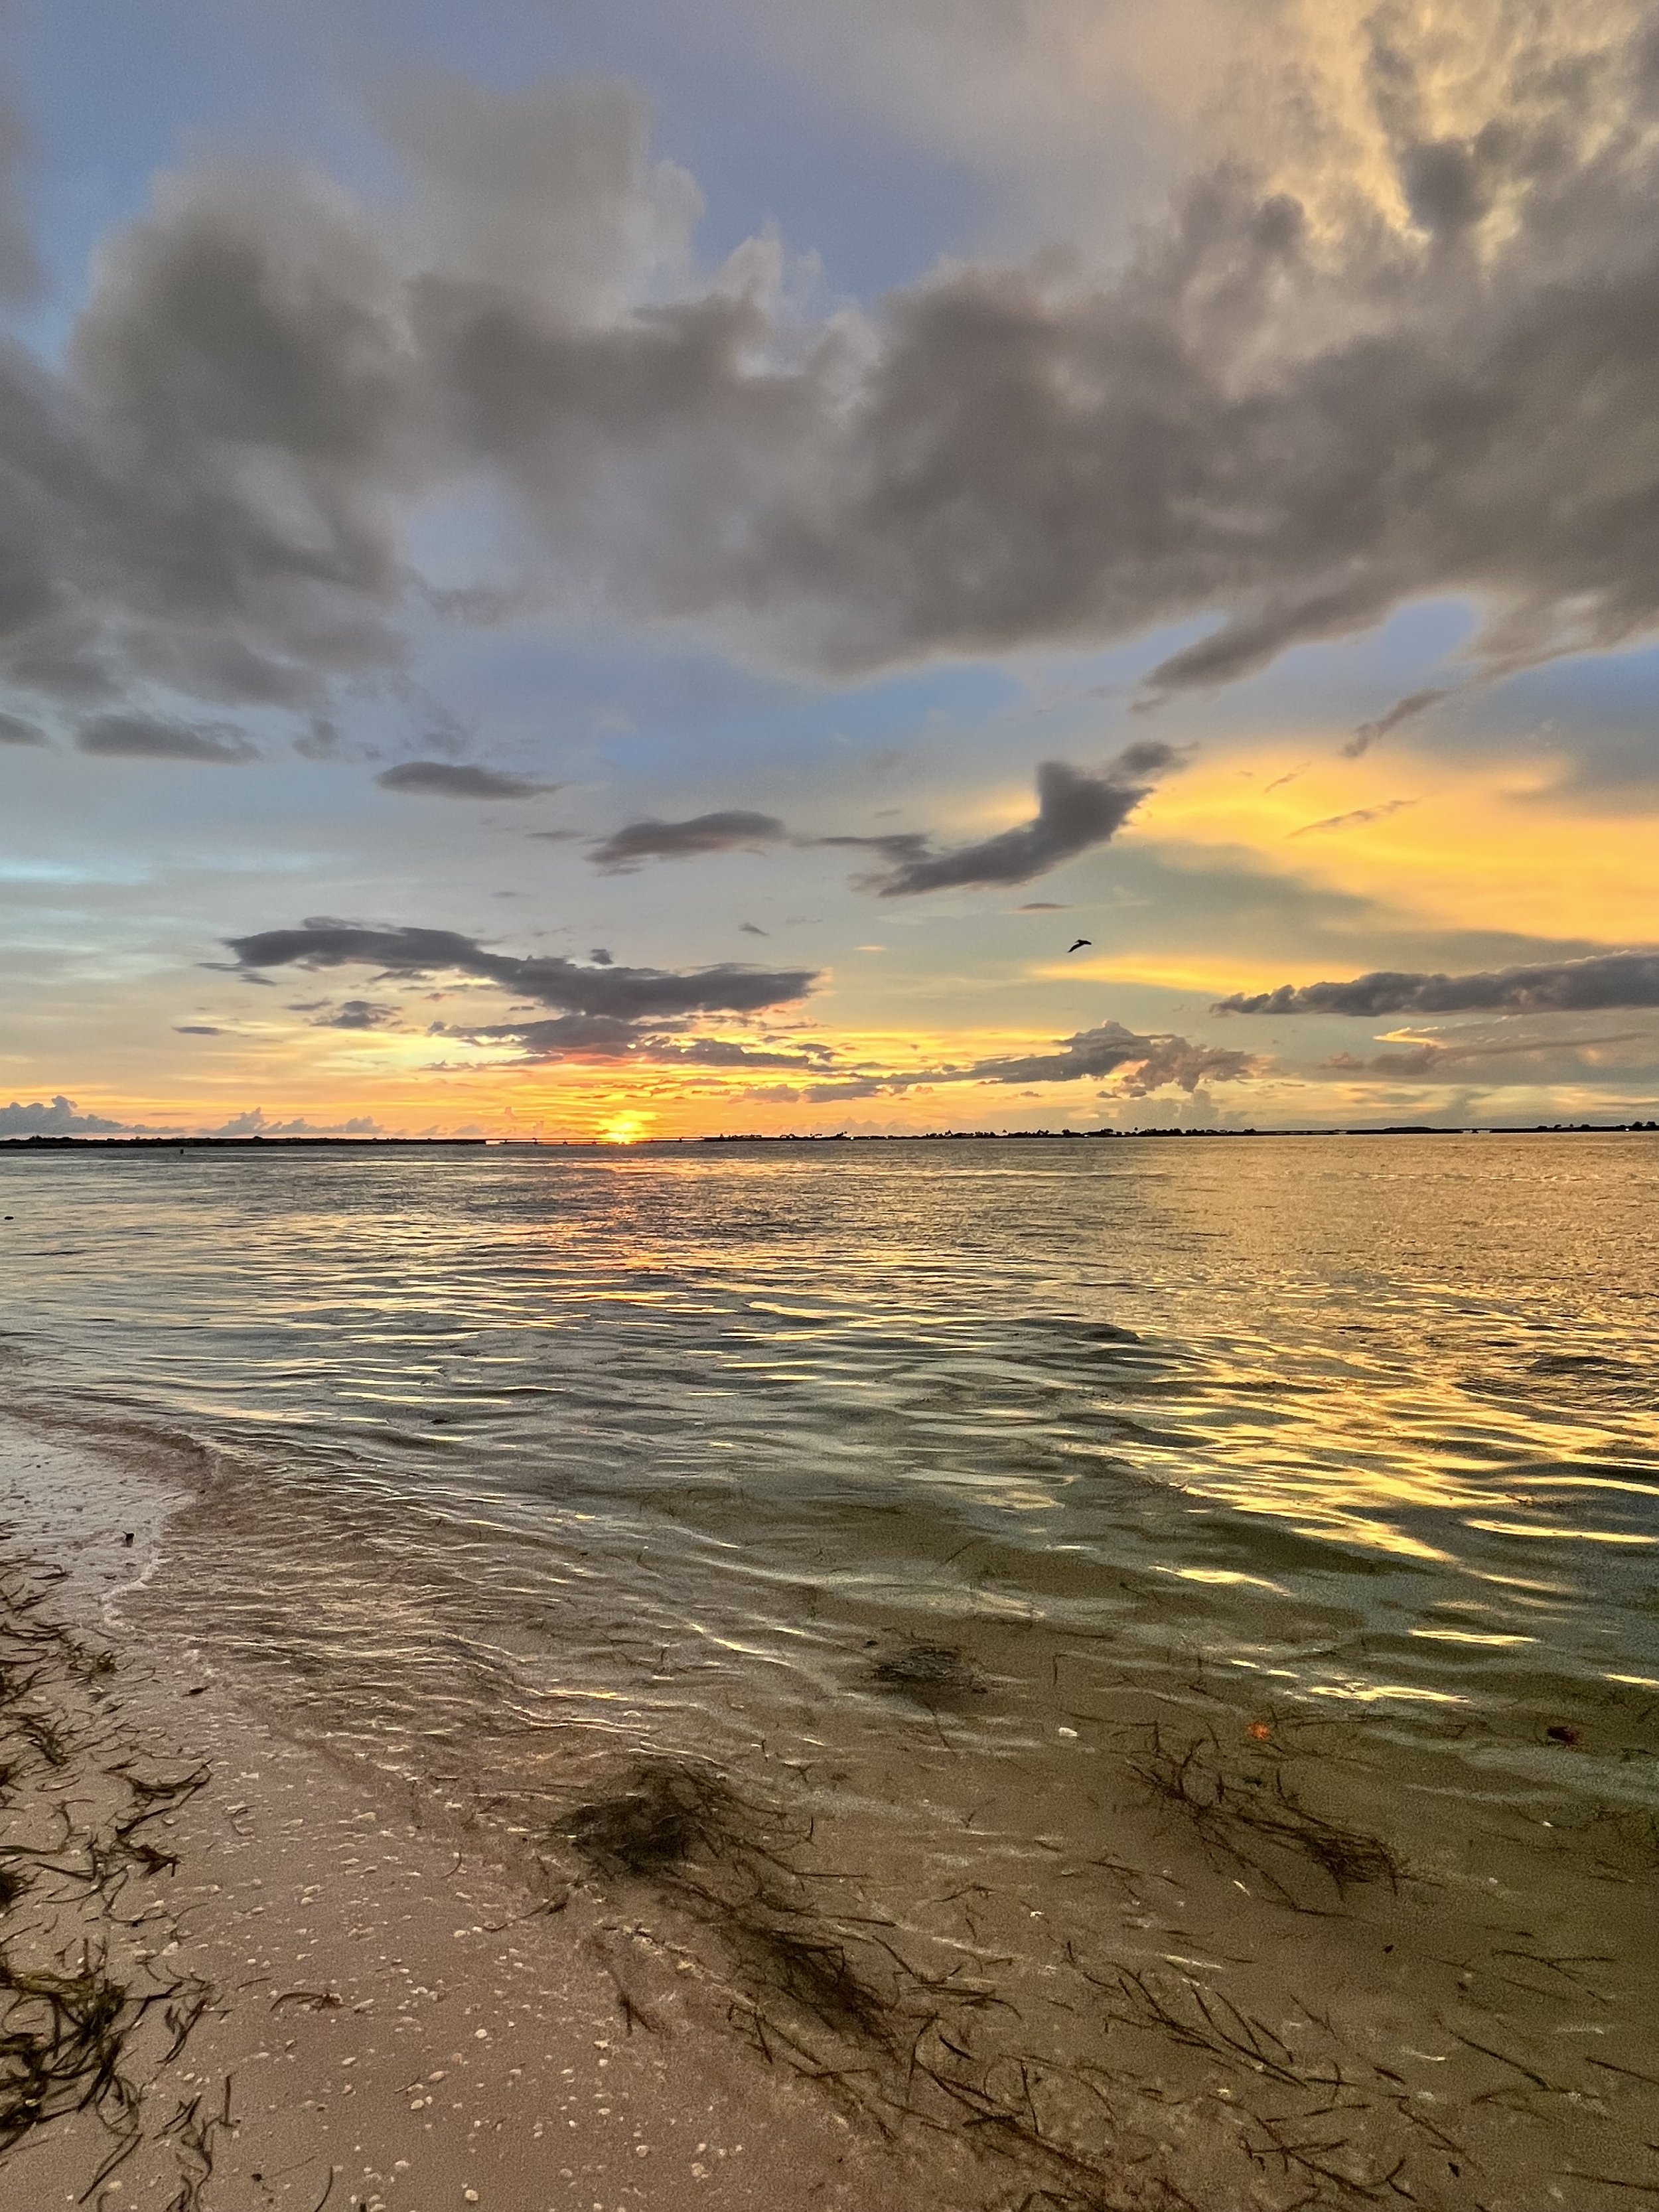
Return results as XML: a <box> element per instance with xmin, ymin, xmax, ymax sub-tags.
<box><xmin>1</xmin><ymin>0</ymin><xmax>1657</xmax><ymax>1142</ymax></box>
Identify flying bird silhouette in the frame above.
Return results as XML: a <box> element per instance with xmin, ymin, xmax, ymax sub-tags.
<box><xmin>1067</xmin><ymin>937</ymin><xmax>1092</xmax><ymax>953</ymax></box>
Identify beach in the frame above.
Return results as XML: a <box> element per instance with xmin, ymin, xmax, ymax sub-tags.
<box><xmin>0</xmin><ymin>1420</ymin><xmax>952</xmax><ymax>2212</ymax></box>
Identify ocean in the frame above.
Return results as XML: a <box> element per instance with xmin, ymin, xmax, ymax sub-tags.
<box><xmin>3</xmin><ymin>1133</ymin><xmax>1656</xmax><ymax>2209</ymax></box>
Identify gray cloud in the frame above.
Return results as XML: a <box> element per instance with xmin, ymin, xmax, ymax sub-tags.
<box><xmin>5</xmin><ymin>18</ymin><xmax>1659</xmax><ymax>730</ymax></box>
<box><xmin>588</xmin><ymin>809</ymin><xmax>787</xmax><ymax>871</ymax></box>
<box><xmin>807</xmin><ymin>830</ymin><xmax>930</xmax><ymax>862</ymax></box>
<box><xmin>1322</xmin><ymin>1029</ymin><xmax>1650</xmax><ymax>1081</ymax></box>
<box><xmin>77</xmin><ymin>713</ymin><xmax>257</xmax><ymax>763</ymax></box>
<box><xmin>961</xmin><ymin>1019</ymin><xmax>1255</xmax><ymax>1091</ymax></box>
<box><xmin>1288</xmin><ymin>798</ymin><xmax>1416</xmax><ymax>838</ymax></box>
<box><xmin>209</xmin><ymin>1108</ymin><xmax>384</xmax><ymax>1136</ymax></box>
<box><xmin>863</xmin><ymin>745</ymin><xmax>1182</xmax><ymax>895</ymax></box>
<box><xmin>1216</xmin><ymin>951</ymin><xmax>1659</xmax><ymax>1018</ymax></box>
<box><xmin>0</xmin><ymin>79</ymin><xmax>40</xmax><ymax>305</ymax></box>
<box><xmin>799</xmin><ymin>1018</ymin><xmax>1256</xmax><ymax>1100</ymax></box>
<box><xmin>376</xmin><ymin>760</ymin><xmax>552</xmax><ymax>799</ymax></box>
<box><xmin>227</xmin><ymin>919</ymin><xmax>818</xmax><ymax>1024</ymax></box>
<box><xmin>0</xmin><ymin>711</ymin><xmax>45</xmax><ymax>745</ymax></box>
<box><xmin>314</xmin><ymin>998</ymin><xmax>399</xmax><ymax>1029</ymax></box>
<box><xmin>1343</xmin><ymin>688</ymin><xmax>1452</xmax><ymax>761</ymax></box>
<box><xmin>581</xmin><ymin>749</ymin><xmax>1177</xmax><ymax>894</ymax></box>
<box><xmin>376</xmin><ymin>73</ymin><xmax>701</xmax><ymax>322</ymax></box>
<box><xmin>439</xmin><ymin>1010</ymin><xmax>831</xmax><ymax>1067</ymax></box>
<box><xmin>0</xmin><ymin>1093</ymin><xmax>125</xmax><ymax>1136</ymax></box>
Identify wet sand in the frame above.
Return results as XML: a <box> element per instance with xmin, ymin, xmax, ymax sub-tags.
<box><xmin>0</xmin><ymin>1421</ymin><xmax>952</xmax><ymax>2212</ymax></box>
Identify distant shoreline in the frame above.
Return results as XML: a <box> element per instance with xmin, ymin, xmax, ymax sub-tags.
<box><xmin>2</xmin><ymin>1120</ymin><xmax>1656</xmax><ymax>1152</ymax></box>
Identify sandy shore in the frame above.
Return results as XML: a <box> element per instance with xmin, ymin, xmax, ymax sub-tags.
<box><xmin>0</xmin><ymin>1421</ymin><xmax>950</xmax><ymax>2212</ymax></box>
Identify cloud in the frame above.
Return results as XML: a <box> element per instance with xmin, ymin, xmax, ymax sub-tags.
<box><xmin>587</xmin><ymin>809</ymin><xmax>788</xmax><ymax>871</ymax></box>
<box><xmin>862</xmin><ymin>745</ymin><xmax>1182</xmax><ymax>895</ymax></box>
<box><xmin>1215</xmin><ymin>950</ymin><xmax>1659</xmax><ymax>1017</ymax></box>
<box><xmin>0</xmin><ymin>77</ymin><xmax>40</xmax><ymax>305</ymax></box>
<box><xmin>1342</xmin><ymin>688</ymin><xmax>1451</xmax><ymax>760</ymax></box>
<box><xmin>6</xmin><ymin>15</ymin><xmax>1659</xmax><ymax>729</ymax></box>
<box><xmin>1288</xmin><ymin>797</ymin><xmax>1416</xmax><ymax>837</ymax></box>
<box><xmin>76</xmin><ymin>713</ymin><xmax>257</xmax><ymax>763</ymax></box>
<box><xmin>799</xmin><ymin>1018</ymin><xmax>1256</xmax><ymax>1100</ymax></box>
<box><xmin>226</xmin><ymin>919</ymin><xmax>818</xmax><ymax>1023</ymax></box>
<box><xmin>313</xmin><ymin>998</ymin><xmax>398</xmax><ymax>1029</ymax></box>
<box><xmin>960</xmin><ymin>1019</ymin><xmax>1256</xmax><ymax>1091</ymax></box>
<box><xmin>437</xmin><ymin>1010</ymin><xmax>831</xmax><ymax>1067</ymax></box>
<box><xmin>583</xmin><ymin>751</ymin><xmax>1177</xmax><ymax>896</ymax></box>
<box><xmin>0</xmin><ymin>1094</ymin><xmax>126</xmax><ymax>1136</ymax></box>
<box><xmin>1321</xmin><ymin>1029</ymin><xmax>1651</xmax><ymax>1082</ymax></box>
<box><xmin>208</xmin><ymin>1108</ymin><xmax>385</xmax><ymax>1136</ymax></box>
<box><xmin>173</xmin><ymin>1023</ymin><xmax>220</xmax><ymax>1035</ymax></box>
<box><xmin>375</xmin><ymin>761</ymin><xmax>552</xmax><ymax>799</ymax></box>
<box><xmin>376</xmin><ymin>72</ymin><xmax>701</xmax><ymax>322</ymax></box>
<box><xmin>0</xmin><ymin>711</ymin><xmax>45</xmax><ymax>745</ymax></box>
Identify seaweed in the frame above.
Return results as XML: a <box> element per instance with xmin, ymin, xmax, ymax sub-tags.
<box><xmin>553</xmin><ymin>1756</ymin><xmax>1205</xmax><ymax>2209</ymax></box>
<box><xmin>1125</xmin><ymin>1724</ymin><xmax>1400</xmax><ymax>1901</ymax></box>
<box><xmin>730</xmin><ymin>1921</ymin><xmax>896</xmax><ymax>2047</ymax></box>
<box><xmin>870</xmin><ymin>1641</ymin><xmax>981</xmax><ymax>1705</ymax></box>
<box><xmin>0</xmin><ymin>1942</ymin><xmax>141</xmax><ymax>2153</ymax></box>
<box><xmin>0</xmin><ymin>1554</ymin><xmax>218</xmax><ymax>2193</ymax></box>
<box><xmin>557</xmin><ymin>1759</ymin><xmax>735</xmax><ymax>1877</ymax></box>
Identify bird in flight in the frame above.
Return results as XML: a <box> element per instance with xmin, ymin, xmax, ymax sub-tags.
<box><xmin>1067</xmin><ymin>937</ymin><xmax>1092</xmax><ymax>953</ymax></box>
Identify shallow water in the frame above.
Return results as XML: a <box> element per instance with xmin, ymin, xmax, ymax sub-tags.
<box><xmin>3</xmin><ymin>1134</ymin><xmax>1658</xmax><ymax>2208</ymax></box>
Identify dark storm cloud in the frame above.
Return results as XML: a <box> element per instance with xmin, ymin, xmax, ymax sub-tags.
<box><xmin>0</xmin><ymin>711</ymin><xmax>44</xmax><ymax>744</ymax></box>
<box><xmin>1215</xmin><ymin>951</ymin><xmax>1659</xmax><ymax>1018</ymax></box>
<box><xmin>76</xmin><ymin>713</ymin><xmax>257</xmax><ymax>763</ymax></box>
<box><xmin>226</xmin><ymin>919</ymin><xmax>818</xmax><ymax>1022</ymax></box>
<box><xmin>5</xmin><ymin>20</ymin><xmax>1659</xmax><ymax>730</ymax></box>
<box><xmin>375</xmin><ymin>761</ymin><xmax>553</xmax><ymax>799</ymax></box>
<box><xmin>587</xmin><ymin>809</ymin><xmax>788</xmax><ymax>871</ymax></box>
<box><xmin>861</xmin><ymin>745</ymin><xmax>1182</xmax><ymax>896</ymax></box>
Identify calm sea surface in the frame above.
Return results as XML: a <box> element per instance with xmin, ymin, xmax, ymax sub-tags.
<box><xmin>3</xmin><ymin>1134</ymin><xmax>1657</xmax><ymax>2208</ymax></box>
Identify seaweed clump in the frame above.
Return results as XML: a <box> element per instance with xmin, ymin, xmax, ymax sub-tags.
<box><xmin>869</xmin><ymin>1639</ymin><xmax>980</xmax><ymax>1705</ymax></box>
<box><xmin>558</xmin><ymin>1759</ymin><xmax>734</xmax><ymax>1878</ymax></box>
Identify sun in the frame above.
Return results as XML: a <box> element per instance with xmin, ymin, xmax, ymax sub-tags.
<box><xmin>597</xmin><ymin>1110</ymin><xmax>649</xmax><ymax>1145</ymax></box>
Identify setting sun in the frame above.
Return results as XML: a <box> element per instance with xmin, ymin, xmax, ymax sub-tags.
<box><xmin>597</xmin><ymin>1111</ymin><xmax>650</xmax><ymax>1145</ymax></box>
